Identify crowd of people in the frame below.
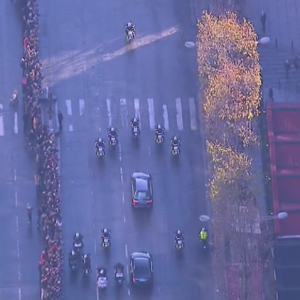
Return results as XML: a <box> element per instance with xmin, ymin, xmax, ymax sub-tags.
<box><xmin>19</xmin><ymin>1</ymin><xmax>63</xmax><ymax>299</ymax></box>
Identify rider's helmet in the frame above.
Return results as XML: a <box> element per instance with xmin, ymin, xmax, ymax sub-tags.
<box><xmin>201</xmin><ymin>228</ymin><xmax>206</xmax><ymax>232</ymax></box>
<box><xmin>71</xmin><ymin>250</ymin><xmax>75</xmax><ymax>255</ymax></box>
<box><xmin>103</xmin><ymin>228</ymin><xmax>108</xmax><ymax>234</ymax></box>
<box><xmin>173</xmin><ymin>136</ymin><xmax>178</xmax><ymax>141</ymax></box>
<box><xmin>177</xmin><ymin>230</ymin><xmax>181</xmax><ymax>235</ymax></box>
<box><xmin>100</xmin><ymin>269</ymin><xmax>104</xmax><ymax>275</ymax></box>
<box><xmin>157</xmin><ymin>124</ymin><xmax>162</xmax><ymax>130</ymax></box>
<box><xmin>75</xmin><ymin>232</ymin><xmax>80</xmax><ymax>238</ymax></box>
<box><xmin>110</xmin><ymin>127</ymin><xmax>115</xmax><ymax>132</ymax></box>
<box><xmin>128</xmin><ymin>22</ymin><xmax>132</xmax><ymax>27</ymax></box>
<box><xmin>84</xmin><ymin>254</ymin><xmax>88</xmax><ymax>259</ymax></box>
<box><xmin>133</xmin><ymin>118</ymin><xmax>137</xmax><ymax>123</ymax></box>
<box><xmin>98</xmin><ymin>138</ymin><xmax>102</xmax><ymax>143</ymax></box>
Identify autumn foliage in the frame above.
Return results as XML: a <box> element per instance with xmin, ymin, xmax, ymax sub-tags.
<box><xmin>198</xmin><ymin>12</ymin><xmax>267</xmax><ymax>299</ymax></box>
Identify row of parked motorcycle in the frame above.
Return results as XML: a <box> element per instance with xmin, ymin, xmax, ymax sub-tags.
<box><xmin>94</xmin><ymin>120</ymin><xmax>181</xmax><ymax>157</ymax></box>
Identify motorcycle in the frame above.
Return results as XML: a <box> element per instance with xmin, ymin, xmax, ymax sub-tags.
<box><xmin>171</xmin><ymin>144</ymin><xmax>180</xmax><ymax>155</ymax></box>
<box><xmin>96</xmin><ymin>146</ymin><xmax>105</xmax><ymax>157</ymax></box>
<box><xmin>126</xmin><ymin>30</ymin><xmax>135</xmax><ymax>43</ymax></box>
<box><xmin>175</xmin><ymin>239</ymin><xmax>184</xmax><ymax>250</ymax></box>
<box><xmin>155</xmin><ymin>133</ymin><xmax>164</xmax><ymax>144</ymax></box>
<box><xmin>115</xmin><ymin>270</ymin><xmax>124</xmax><ymax>285</ymax></box>
<box><xmin>102</xmin><ymin>237</ymin><xmax>111</xmax><ymax>248</ymax></box>
<box><xmin>131</xmin><ymin>125</ymin><xmax>140</xmax><ymax>137</ymax></box>
<box><xmin>109</xmin><ymin>135</ymin><xmax>118</xmax><ymax>146</ymax></box>
<box><xmin>97</xmin><ymin>276</ymin><xmax>108</xmax><ymax>290</ymax></box>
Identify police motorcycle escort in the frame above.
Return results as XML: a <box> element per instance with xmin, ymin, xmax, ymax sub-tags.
<box><xmin>68</xmin><ymin>250</ymin><xmax>79</xmax><ymax>272</ymax></box>
<box><xmin>101</xmin><ymin>228</ymin><xmax>111</xmax><ymax>248</ymax></box>
<box><xmin>174</xmin><ymin>230</ymin><xmax>184</xmax><ymax>250</ymax></box>
<box><xmin>171</xmin><ymin>136</ymin><xmax>181</xmax><ymax>155</ymax></box>
<box><xmin>155</xmin><ymin>124</ymin><xmax>164</xmax><ymax>144</ymax></box>
<box><xmin>97</xmin><ymin>268</ymin><xmax>108</xmax><ymax>290</ymax></box>
<box><xmin>82</xmin><ymin>254</ymin><xmax>92</xmax><ymax>276</ymax></box>
<box><xmin>108</xmin><ymin>127</ymin><xmax>118</xmax><ymax>146</ymax></box>
<box><xmin>130</xmin><ymin>118</ymin><xmax>140</xmax><ymax>138</ymax></box>
<box><xmin>73</xmin><ymin>232</ymin><xmax>84</xmax><ymax>255</ymax></box>
<box><xmin>125</xmin><ymin>22</ymin><xmax>136</xmax><ymax>43</ymax></box>
<box><xmin>95</xmin><ymin>138</ymin><xmax>105</xmax><ymax>157</ymax></box>
<box><xmin>114</xmin><ymin>263</ymin><xmax>125</xmax><ymax>286</ymax></box>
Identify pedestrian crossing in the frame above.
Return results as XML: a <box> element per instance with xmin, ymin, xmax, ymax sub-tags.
<box><xmin>63</xmin><ymin>97</ymin><xmax>199</xmax><ymax>132</ymax></box>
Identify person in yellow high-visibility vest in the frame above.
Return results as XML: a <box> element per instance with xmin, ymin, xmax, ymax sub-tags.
<box><xmin>199</xmin><ymin>228</ymin><xmax>208</xmax><ymax>241</ymax></box>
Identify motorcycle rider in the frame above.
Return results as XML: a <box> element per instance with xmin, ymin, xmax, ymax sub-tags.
<box><xmin>97</xmin><ymin>267</ymin><xmax>107</xmax><ymax>279</ymax></box>
<box><xmin>174</xmin><ymin>230</ymin><xmax>184</xmax><ymax>242</ymax></box>
<box><xmin>108</xmin><ymin>127</ymin><xmax>118</xmax><ymax>140</ymax></box>
<box><xmin>83</xmin><ymin>254</ymin><xmax>91</xmax><ymax>272</ymax></box>
<box><xmin>155</xmin><ymin>124</ymin><xmax>164</xmax><ymax>135</ymax></box>
<box><xmin>101</xmin><ymin>228</ymin><xmax>110</xmax><ymax>239</ymax></box>
<box><xmin>171</xmin><ymin>136</ymin><xmax>180</xmax><ymax>147</ymax></box>
<box><xmin>130</xmin><ymin>118</ymin><xmax>140</xmax><ymax>129</ymax></box>
<box><xmin>69</xmin><ymin>250</ymin><xmax>78</xmax><ymax>268</ymax></box>
<box><xmin>114</xmin><ymin>262</ymin><xmax>124</xmax><ymax>273</ymax></box>
<box><xmin>73</xmin><ymin>232</ymin><xmax>83</xmax><ymax>243</ymax></box>
<box><xmin>125</xmin><ymin>22</ymin><xmax>136</xmax><ymax>38</ymax></box>
<box><xmin>95</xmin><ymin>138</ymin><xmax>105</xmax><ymax>149</ymax></box>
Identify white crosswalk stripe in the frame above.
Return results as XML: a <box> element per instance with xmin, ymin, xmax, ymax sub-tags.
<box><xmin>0</xmin><ymin>104</ymin><xmax>4</xmax><ymax>136</ymax></box>
<box><xmin>59</xmin><ymin>97</ymin><xmax>199</xmax><ymax>133</ymax></box>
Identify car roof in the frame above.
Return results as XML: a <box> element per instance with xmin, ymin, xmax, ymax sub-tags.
<box><xmin>131</xmin><ymin>251</ymin><xmax>151</xmax><ymax>259</ymax></box>
<box><xmin>131</xmin><ymin>172</ymin><xmax>151</xmax><ymax>179</ymax></box>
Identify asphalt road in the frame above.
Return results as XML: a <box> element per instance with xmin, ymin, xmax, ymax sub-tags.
<box><xmin>0</xmin><ymin>2</ymin><xmax>41</xmax><ymax>300</ymax></box>
<box><xmin>39</xmin><ymin>0</ymin><xmax>212</xmax><ymax>299</ymax></box>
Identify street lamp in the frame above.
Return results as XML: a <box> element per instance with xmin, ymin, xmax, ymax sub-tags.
<box><xmin>199</xmin><ymin>211</ymin><xmax>288</xmax><ymax>222</ymax></box>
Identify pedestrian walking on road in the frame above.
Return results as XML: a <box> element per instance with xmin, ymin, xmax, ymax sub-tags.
<box><xmin>261</xmin><ymin>11</ymin><xmax>267</xmax><ymax>32</ymax></box>
<box><xmin>284</xmin><ymin>59</ymin><xmax>291</xmax><ymax>78</ymax></box>
<box><xmin>58</xmin><ymin>110</ymin><xmax>63</xmax><ymax>131</ymax></box>
<box><xmin>27</xmin><ymin>203</ymin><xmax>33</xmax><ymax>225</ymax></box>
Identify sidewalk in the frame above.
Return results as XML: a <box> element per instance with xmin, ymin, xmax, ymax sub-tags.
<box><xmin>246</xmin><ymin>0</ymin><xmax>300</xmax><ymax>104</ymax></box>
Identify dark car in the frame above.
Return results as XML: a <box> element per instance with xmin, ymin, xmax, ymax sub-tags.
<box><xmin>131</xmin><ymin>172</ymin><xmax>153</xmax><ymax>208</ymax></box>
<box><xmin>130</xmin><ymin>251</ymin><xmax>153</xmax><ymax>286</ymax></box>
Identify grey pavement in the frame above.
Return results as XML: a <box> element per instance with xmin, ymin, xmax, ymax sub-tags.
<box><xmin>246</xmin><ymin>0</ymin><xmax>300</xmax><ymax>103</ymax></box>
<box><xmin>38</xmin><ymin>0</ymin><xmax>212</xmax><ymax>299</ymax></box>
<box><xmin>0</xmin><ymin>1</ymin><xmax>42</xmax><ymax>300</ymax></box>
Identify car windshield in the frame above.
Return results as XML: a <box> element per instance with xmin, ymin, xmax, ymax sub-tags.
<box><xmin>134</xmin><ymin>258</ymin><xmax>151</xmax><ymax>278</ymax></box>
<box><xmin>135</xmin><ymin>191</ymin><xmax>151</xmax><ymax>200</ymax></box>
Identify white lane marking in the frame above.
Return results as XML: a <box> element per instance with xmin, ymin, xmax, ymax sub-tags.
<box><xmin>14</xmin><ymin>112</ymin><xmax>18</xmax><ymax>134</ymax></box>
<box><xmin>106</xmin><ymin>99</ymin><xmax>112</xmax><ymax>127</ymax></box>
<box><xmin>134</xmin><ymin>98</ymin><xmax>141</xmax><ymax>129</ymax></box>
<box><xmin>189</xmin><ymin>97</ymin><xmax>197</xmax><ymax>130</ymax></box>
<box><xmin>175</xmin><ymin>98</ymin><xmax>183</xmax><ymax>130</ymax></box>
<box><xmin>0</xmin><ymin>104</ymin><xmax>4</xmax><ymax>136</ymax></box>
<box><xmin>18</xmin><ymin>288</ymin><xmax>21</xmax><ymax>300</ymax></box>
<box><xmin>120</xmin><ymin>167</ymin><xmax>123</xmax><ymax>183</ymax></box>
<box><xmin>119</xmin><ymin>142</ymin><xmax>122</xmax><ymax>162</ymax></box>
<box><xmin>128</xmin><ymin>288</ymin><xmax>131</xmax><ymax>296</ymax></box>
<box><xmin>122</xmin><ymin>193</ymin><xmax>125</xmax><ymax>204</ymax></box>
<box><xmin>162</xmin><ymin>104</ymin><xmax>169</xmax><ymax>130</ymax></box>
<box><xmin>147</xmin><ymin>98</ymin><xmax>155</xmax><ymax>129</ymax></box>
<box><xmin>15</xmin><ymin>191</ymin><xmax>18</xmax><ymax>207</ymax></box>
<box><xmin>66</xmin><ymin>99</ymin><xmax>72</xmax><ymax>115</ymax></box>
<box><xmin>125</xmin><ymin>244</ymin><xmax>128</xmax><ymax>258</ymax></box>
<box><xmin>94</xmin><ymin>239</ymin><xmax>97</xmax><ymax>254</ymax></box>
<box><xmin>69</xmin><ymin>125</ymin><xmax>73</xmax><ymax>132</ymax></box>
<box><xmin>96</xmin><ymin>282</ymin><xmax>99</xmax><ymax>300</ymax></box>
<box><xmin>79</xmin><ymin>99</ymin><xmax>85</xmax><ymax>116</ymax></box>
<box><xmin>14</xmin><ymin>169</ymin><xmax>17</xmax><ymax>181</ymax></box>
<box><xmin>120</xmin><ymin>98</ymin><xmax>128</xmax><ymax>128</ymax></box>
<box><xmin>148</xmin><ymin>145</ymin><xmax>151</xmax><ymax>156</ymax></box>
<box><xmin>124</xmin><ymin>215</ymin><xmax>126</xmax><ymax>222</ymax></box>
